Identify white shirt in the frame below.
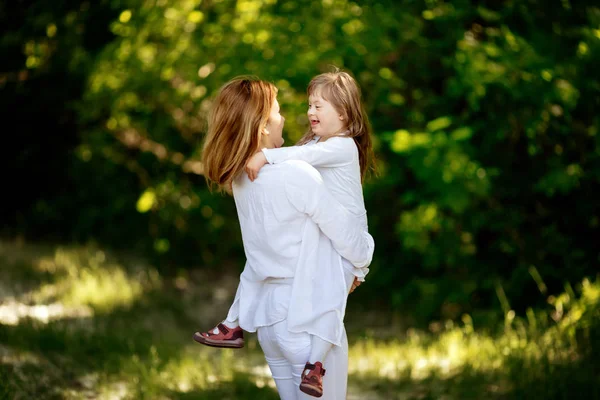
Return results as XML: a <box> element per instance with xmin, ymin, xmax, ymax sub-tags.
<box><xmin>227</xmin><ymin>160</ymin><xmax>374</xmax><ymax>346</ymax></box>
<box><xmin>263</xmin><ymin>136</ymin><xmax>369</xmax><ymax>280</ymax></box>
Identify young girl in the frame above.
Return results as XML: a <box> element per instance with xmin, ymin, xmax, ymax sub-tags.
<box><xmin>194</xmin><ymin>69</ymin><xmax>375</xmax><ymax>397</ymax></box>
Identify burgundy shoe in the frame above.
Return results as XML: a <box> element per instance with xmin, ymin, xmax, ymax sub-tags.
<box><xmin>193</xmin><ymin>323</ymin><xmax>244</xmax><ymax>349</ymax></box>
<box><xmin>299</xmin><ymin>361</ymin><xmax>326</xmax><ymax>397</ymax></box>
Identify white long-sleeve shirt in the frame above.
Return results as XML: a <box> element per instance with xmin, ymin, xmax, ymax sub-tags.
<box><xmin>263</xmin><ymin>136</ymin><xmax>369</xmax><ymax>280</ymax></box>
<box><xmin>227</xmin><ymin>160</ymin><xmax>374</xmax><ymax>346</ymax></box>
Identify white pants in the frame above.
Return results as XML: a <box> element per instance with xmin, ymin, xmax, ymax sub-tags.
<box><xmin>257</xmin><ymin>320</ymin><xmax>349</xmax><ymax>400</ymax></box>
<box><xmin>256</xmin><ymin>268</ymin><xmax>354</xmax><ymax>400</ymax></box>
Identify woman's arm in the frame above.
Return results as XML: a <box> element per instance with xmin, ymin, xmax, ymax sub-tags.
<box><xmin>283</xmin><ymin>161</ymin><xmax>374</xmax><ymax>268</ymax></box>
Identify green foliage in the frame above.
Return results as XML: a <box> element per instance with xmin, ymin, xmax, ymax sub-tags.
<box><xmin>2</xmin><ymin>0</ymin><xmax>600</xmax><ymax>322</ymax></box>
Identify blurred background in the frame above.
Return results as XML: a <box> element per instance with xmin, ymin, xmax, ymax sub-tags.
<box><xmin>1</xmin><ymin>0</ymin><xmax>599</xmax><ymax>398</ymax></box>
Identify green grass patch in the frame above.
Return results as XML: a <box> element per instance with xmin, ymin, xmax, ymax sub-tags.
<box><xmin>0</xmin><ymin>240</ymin><xmax>598</xmax><ymax>399</ymax></box>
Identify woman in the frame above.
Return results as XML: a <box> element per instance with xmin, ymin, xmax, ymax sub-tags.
<box><xmin>197</xmin><ymin>77</ymin><xmax>374</xmax><ymax>399</ymax></box>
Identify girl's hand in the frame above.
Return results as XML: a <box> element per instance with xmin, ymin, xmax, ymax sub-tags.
<box><xmin>349</xmin><ymin>277</ymin><xmax>362</xmax><ymax>294</ymax></box>
<box><xmin>245</xmin><ymin>151</ymin><xmax>268</xmax><ymax>181</ymax></box>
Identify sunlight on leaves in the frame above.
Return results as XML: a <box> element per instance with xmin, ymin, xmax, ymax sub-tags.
<box><xmin>391</xmin><ymin>130</ymin><xmax>430</xmax><ymax>153</ymax></box>
<box><xmin>119</xmin><ymin>10</ymin><xmax>132</xmax><ymax>23</ymax></box>
<box><xmin>136</xmin><ymin>189</ymin><xmax>157</xmax><ymax>213</ymax></box>
<box><xmin>426</xmin><ymin>116</ymin><xmax>452</xmax><ymax>132</ymax></box>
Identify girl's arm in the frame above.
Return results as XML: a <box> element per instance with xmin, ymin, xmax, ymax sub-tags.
<box><xmin>264</xmin><ymin>136</ymin><xmax>356</xmax><ymax>168</ymax></box>
<box><xmin>245</xmin><ymin>137</ymin><xmax>356</xmax><ymax>181</ymax></box>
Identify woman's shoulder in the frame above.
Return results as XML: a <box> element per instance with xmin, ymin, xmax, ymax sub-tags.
<box><xmin>274</xmin><ymin>160</ymin><xmax>323</xmax><ymax>187</ymax></box>
<box><xmin>251</xmin><ymin>160</ymin><xmax>320</xmax><ymax>181</ymax></box>
<box><xmin>278</xmin><ymin>159</ymin><xmax>320</xmax><ymax>175</ymax></box>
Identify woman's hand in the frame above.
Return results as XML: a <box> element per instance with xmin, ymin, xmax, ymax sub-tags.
<box><xmin>349</xmin><ymin>277</ymin><xmax>362</xmax><ymax>294</ymax></box>
<box><xmin>245</xmin><ymin>151</ymin><xmax>268</xmax><ymax>181</ymax></box>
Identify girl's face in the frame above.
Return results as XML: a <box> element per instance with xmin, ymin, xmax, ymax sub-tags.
<box><xmin>264</xmin><ymin>97</ymin><xmax>285</xmax><ymax>148</ymax></box>
<box><xmin>307</xmin><ymin>92</ymin><xmax>346</xmax><ymax>140</ymax></box>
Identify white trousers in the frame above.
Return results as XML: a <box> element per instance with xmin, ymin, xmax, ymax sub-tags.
<box><xmin>257</xmin><ymin>320</ymin><xmax>349</xmax><ymax>400</ymax></box>
<box><xmin>256</xmin><ymin>268</ymin><xmax>354</xmax><ymax>400</ymax></box>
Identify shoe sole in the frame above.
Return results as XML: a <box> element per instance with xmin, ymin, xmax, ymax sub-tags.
<box><xmin>299</xmin><ymin>383</ymin><xmax>323</xmax><ymax>397</ymax></box>
<box><xmin>192</xmin><ymin>333</ymin><xmax>244</xmax><ymax>349</ymax></box>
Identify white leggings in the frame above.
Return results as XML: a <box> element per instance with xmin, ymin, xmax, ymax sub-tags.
<box><xmin>257</xmin><ymin>269</ymin><xmax>354</xmax><ymax>400</ymax></box>
<box><xmin>257</xmin><ymin>319</ymin><xmax>349</xmax><ymax>400</ymax></box>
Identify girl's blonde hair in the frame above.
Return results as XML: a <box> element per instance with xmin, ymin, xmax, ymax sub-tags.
<box><xmin>202</xmin><ymin>77</ymin><xmax>277</xmax><ymax>192</ymax></box>
<box><xmin>297</xmin><ymin>68</ymin><xmax>375</xmax><ymax>181</ymax></box>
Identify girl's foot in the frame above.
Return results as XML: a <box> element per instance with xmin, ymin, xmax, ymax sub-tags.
<box><xmin>193</xmin><ymin>323</ymin><xmax>244</xmax><ymax>348</ymax></box>
<box><xmin>299</xmin><ymin>361</ymin><xmax>325</xmax><ymax>397</ymax></box>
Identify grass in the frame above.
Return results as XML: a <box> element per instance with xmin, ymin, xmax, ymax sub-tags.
<box><xmin>0</xmin><ymin>239</ymin><xmax>598</xmax><ymax>399</ymax></box>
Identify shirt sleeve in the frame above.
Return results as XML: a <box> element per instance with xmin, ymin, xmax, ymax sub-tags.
<box><xmin>262</xmin><ymin>137</ymin><xmax>356</xmax><ymax>168</ymax></box>
<box><xmin>283</xmin><ymin>161</ymin><xmax>374</xmax><ymax>268</ymax></box>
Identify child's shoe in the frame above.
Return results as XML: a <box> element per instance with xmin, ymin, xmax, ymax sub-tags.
<box><xmin>299</xmin><ymin>361</ymin><xmax>325</xmax><ymax>397</ymax></box>
<box><xmin>193</xmin><ymin>323</ymin><xmax>244</xmax><ymax>348</ymax></box>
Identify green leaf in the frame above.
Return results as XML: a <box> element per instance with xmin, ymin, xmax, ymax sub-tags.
<box><xmin>426</xmin><ymin>117</ymin><xmax>452</xmax><ymax>132</ymax></box>
<box><xmin>477</xmin><ymin>6</ymin><xmax>501</xmax><ymax>21</ymax></box>
<box><xmin>451</xmin><ymin>127</ymin><xmax>473</xmax><ymax>141</ymax></box>
<box><xmin>136</xmin><ymin>190</ymin><xmax>156</xmax><ymax>213</ymax></box>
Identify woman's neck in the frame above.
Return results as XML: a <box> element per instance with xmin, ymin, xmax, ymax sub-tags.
<box><xmin>260</xmin><ymin>137</ymin><xmax>275</xmax><ymax>149</ymax></box>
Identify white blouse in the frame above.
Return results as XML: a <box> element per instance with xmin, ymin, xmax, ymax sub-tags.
<box><xmin>226</xmin><ymin>160</ymin><xmax>374</xmax><ymax>346</ymax></box>
<box><xmin>262</xmin><ymin>136</ymin><xmax>369</xmax><ymax>280</ymax></box>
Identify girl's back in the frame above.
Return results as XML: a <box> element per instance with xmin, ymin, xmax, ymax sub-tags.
<box><xmin>262</xmin><ymin>136</ymin><xmax>367</xmax><ymax>228</ymax></box>
<box><xmin>303</xmin><ymin>137</ymin><xmax>367</xmax><ymax>229</ymax></box>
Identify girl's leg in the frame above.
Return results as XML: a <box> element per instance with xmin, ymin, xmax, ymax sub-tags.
<box><xmin>223</xmin><ymin>282</ymin><xmax>241</xmax><ymax>328</ymax></box>
<box><xmin>317</xmin><ymin>267</ymin><xmax>354</xmax><ymax>398</ymax></box>
<box><xmin>193</xmin><ymin>280</ymin><xmax>245</xmax><ymax>348</ymax></box>
<box><xmin>308</xmin><ymin>336</ymin><xmax>333</xmax><ymax>365</ymax></box>
<box><xmin>302</xmin><ymin>267</ymin><xmax>355</xmax><ymax>396</ymax></box>
<box><xmin>193</xmin><ymin>283</ymin><xmax>241</xmax><ymax>346</ymax></box>
<box><xmin>320</xmin><ymin>326</ymin><xmax>349</xmax><ymax>400</ymax></box>
<box><xmin>222</xmin><ymin>318</ymin><xmax>239</xmax><ymax>329</ymax></box>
